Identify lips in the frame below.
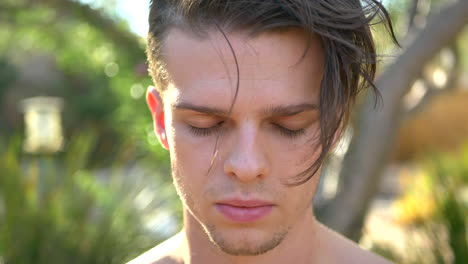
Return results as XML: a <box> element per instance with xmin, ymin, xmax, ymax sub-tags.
<box><xmin>215</xmin><ymin>199</ymin><xmax>275</xmax><ymax>222</ymax></box>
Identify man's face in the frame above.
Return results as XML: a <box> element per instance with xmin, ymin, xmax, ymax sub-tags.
<box><xmin>150</xmin><ymin>28</ymin><xmax>324</xmax><ymax>256</ymax></box>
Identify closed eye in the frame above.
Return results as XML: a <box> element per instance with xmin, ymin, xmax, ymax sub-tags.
<box><xmin>188</xmin><ymin>122</ymin><xmax>224</xmax><ymax>137</ymax></box>
<box><xmin>187</xmin><ymin>122</ymin><xmax>306</xmax><ymax>139</ymax></box>
<box><xmin>272</xmin><ymin>124</ymin><xmax>306</xmax><ymax>139</ymax></box>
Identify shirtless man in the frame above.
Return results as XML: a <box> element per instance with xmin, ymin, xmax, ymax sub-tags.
<box><xmin>129</xmin><ymin>1</ymin><xmax>396</xmax><ymax>263</ymax></box>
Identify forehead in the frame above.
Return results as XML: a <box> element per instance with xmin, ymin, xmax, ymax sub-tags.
<box><xmin>161</xmin><ymin>28</ymin><xmax>324</xmax><ymax>112</ymax></box>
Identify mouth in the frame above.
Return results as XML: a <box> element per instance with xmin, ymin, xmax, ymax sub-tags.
<box><xmin>215</xmin><ymin>199</ymin><xmax>275</xmax><ymax>223</ymax></box>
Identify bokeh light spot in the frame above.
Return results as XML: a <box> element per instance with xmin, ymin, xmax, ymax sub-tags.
<box><xmin>104</xmin><ymin>62</ymin><xmax>119</xmax><ymax>77</ymax></box>
<box><xmin>130</xmin><ymin>83</ymin><xmax>145</xmax><ymax>99</ymax></box>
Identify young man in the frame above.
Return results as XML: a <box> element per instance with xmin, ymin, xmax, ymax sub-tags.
<box><xmin>130</xmin><ymin>0</ymin><xmax>396</xmax><ymax>263</ymax></box>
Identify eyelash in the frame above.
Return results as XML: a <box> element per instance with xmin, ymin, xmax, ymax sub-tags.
<box><xmin>273</xmin><ymin>124</ymin><xmax>306</xmax><ymax>139</ymax></box>
<box><xmin>188</xmin><ymin>122</ymin><xmax>224</xmax><ymax>137</ymax></box>
<box><xmin>188</xmin><ymin>123</ymin><xmax>306</xmax><ymax>139</ymax></box>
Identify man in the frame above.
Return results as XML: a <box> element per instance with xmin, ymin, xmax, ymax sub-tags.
<box><xmin>130</xmin><ymin>0</ymin><xmax>396</xmax><ymax>263</ymax></box>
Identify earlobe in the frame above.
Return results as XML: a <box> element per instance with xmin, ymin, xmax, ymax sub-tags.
<box><xmin>146</xmin><ymin>86</ymin><xmax>169</xmax><ymax>150</ymax></box>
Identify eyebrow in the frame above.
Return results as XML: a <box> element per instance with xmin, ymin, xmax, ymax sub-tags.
<box><xmin>172</xmin><ymin>102</ymin><xmax>318</xmax><ymax>117</ymax></box>
<box><xmin>261</xmin><ymin>103</ymin><xmax>319</xmax><ymax>116</ymax></box>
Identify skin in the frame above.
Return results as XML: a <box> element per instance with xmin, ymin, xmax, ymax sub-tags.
<box><xmin>129</xmin><ymin>28</ymin><xmax>392</xmax><ymax>264</ymax></box>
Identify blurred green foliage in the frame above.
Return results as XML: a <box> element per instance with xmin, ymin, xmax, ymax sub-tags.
<box><xmin>425</xmin><ymin>145</ymin><xmax>468</xmax><ymax>264</ymax></box>
<box><xmin>0</xmin><ymin>0</ymin><xmax>169</xmax><ymax>169</ymax></box>
<box><xmin>372</xmin><ymin>145</ymin><xmax>468</xmax><ymax>264</ymax></box>
<box><xmin>0</xmin><ymin>2</ymin><xmax>181</xmax><ymax>262</ymax></box>
<box><xmin>0</xmin><ymin>134</ymin><xmax>180</xmax><ymax>264</ymax></box>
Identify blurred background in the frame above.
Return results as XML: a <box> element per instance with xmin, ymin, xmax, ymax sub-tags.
<box><xmin>0</xmin><ymin>0</ymin><xmax>466</xmax><ymax>263</ymax></box>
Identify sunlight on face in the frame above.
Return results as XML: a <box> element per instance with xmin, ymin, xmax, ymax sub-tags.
<box><xmin>160</xmin><ymin>28</ymin><xmax>324</xmax><ymax>256</ymax></box>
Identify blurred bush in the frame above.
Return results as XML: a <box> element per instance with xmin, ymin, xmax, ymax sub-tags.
<box><xmin>0</xmin><ymin>134</ymin><xmax>180</xmax><ymax>264</ymax></box>
<box><xmin>0</xmin><ymin>1</ymin><xmax>168</xmax><ymax>170</ymax></box>
<box><xmin>382</xmin><ymin>144</ymin><xmax>468</xmax><ymax>263</ymax></box>
<box><xmin>0</xmin><ymin>3</ymin><xmax>181</xmax><ymax>262</ymax></box>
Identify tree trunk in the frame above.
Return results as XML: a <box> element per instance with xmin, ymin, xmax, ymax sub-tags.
<box><xmin>318</xmin><ymin>0</ymin><xmax>468</xmax><ymax>241</ymax></box>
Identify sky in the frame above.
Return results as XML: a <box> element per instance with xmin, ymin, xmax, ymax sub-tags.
<box><xmin>79</xmin><ymin>0</ymin><xmax>150</xmax><ymax>37</ymax></box>
<box><xmin>115</xmin><ymin>0</ymin><xmax>150</xmax><ymax>37</ymax></box>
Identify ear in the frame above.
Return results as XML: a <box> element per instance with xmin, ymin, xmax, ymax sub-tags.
<box><xmin>146</xmin><ymin>86</ymin><xmax>169</xmax><ymax>150</ymax></box>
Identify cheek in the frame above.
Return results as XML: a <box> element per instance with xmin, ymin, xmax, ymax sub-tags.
<box><xmin>168</xmin><ymin>124</ymin><xmax>216</xmax><ymax>199</ymax></box>
<box><xmin>286</xmin><ymin>176</ymin><xmax>320</xmax><ymax>215</ymax></box>
<box><xmin>169</xmin><ymin>122</ymin><xmax>214</xmax><ymax>166</ymax></box>
<box><xmin>268</xmin><ymin>138</ymin><xmax>320</xmax><ymax>180</ymax></box>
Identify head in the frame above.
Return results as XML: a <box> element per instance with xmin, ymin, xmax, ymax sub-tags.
<box><xmin>146</xmin><ymin>0</ymin><xmax>395</xmax><ymax>257</ymax></box>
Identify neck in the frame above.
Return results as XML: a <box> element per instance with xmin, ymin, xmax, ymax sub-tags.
<box><xmin>179</xmin><ymin>208</ymin><xmax>323</xmax><ymax>264</ymax></box>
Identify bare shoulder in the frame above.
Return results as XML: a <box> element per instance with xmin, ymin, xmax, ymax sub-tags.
<box><xmin>126</xmin><ymin>233</ymin><xmax>183</xmax><ymax>264</ymax></box>
<box><xmin>317</xmin><ymin>223</ymin><xmax>393</xmax><ymax>264</ymax></box>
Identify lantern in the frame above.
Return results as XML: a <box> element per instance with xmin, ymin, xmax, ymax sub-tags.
<box><xmin>20</xmin><ymin>96</ymin><xmax>64</xmax><ymax>154</ymax></box>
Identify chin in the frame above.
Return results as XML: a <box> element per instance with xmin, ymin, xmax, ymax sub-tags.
<box><xmin>202</xmin><ymin>223</ymin><xmax>290</xmax><ymax>256</ymax></box>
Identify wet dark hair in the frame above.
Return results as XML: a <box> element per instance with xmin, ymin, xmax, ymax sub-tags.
<box><xmin>147</xmin><ymin>0</ymin><xmax>397</xmax><ymax>185</ymax></box>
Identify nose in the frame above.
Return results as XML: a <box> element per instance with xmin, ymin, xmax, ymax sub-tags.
<box><xmin>223</xmin><ymin>123</ymin><xmax>269</xmax><ymax>182</ymax></box>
